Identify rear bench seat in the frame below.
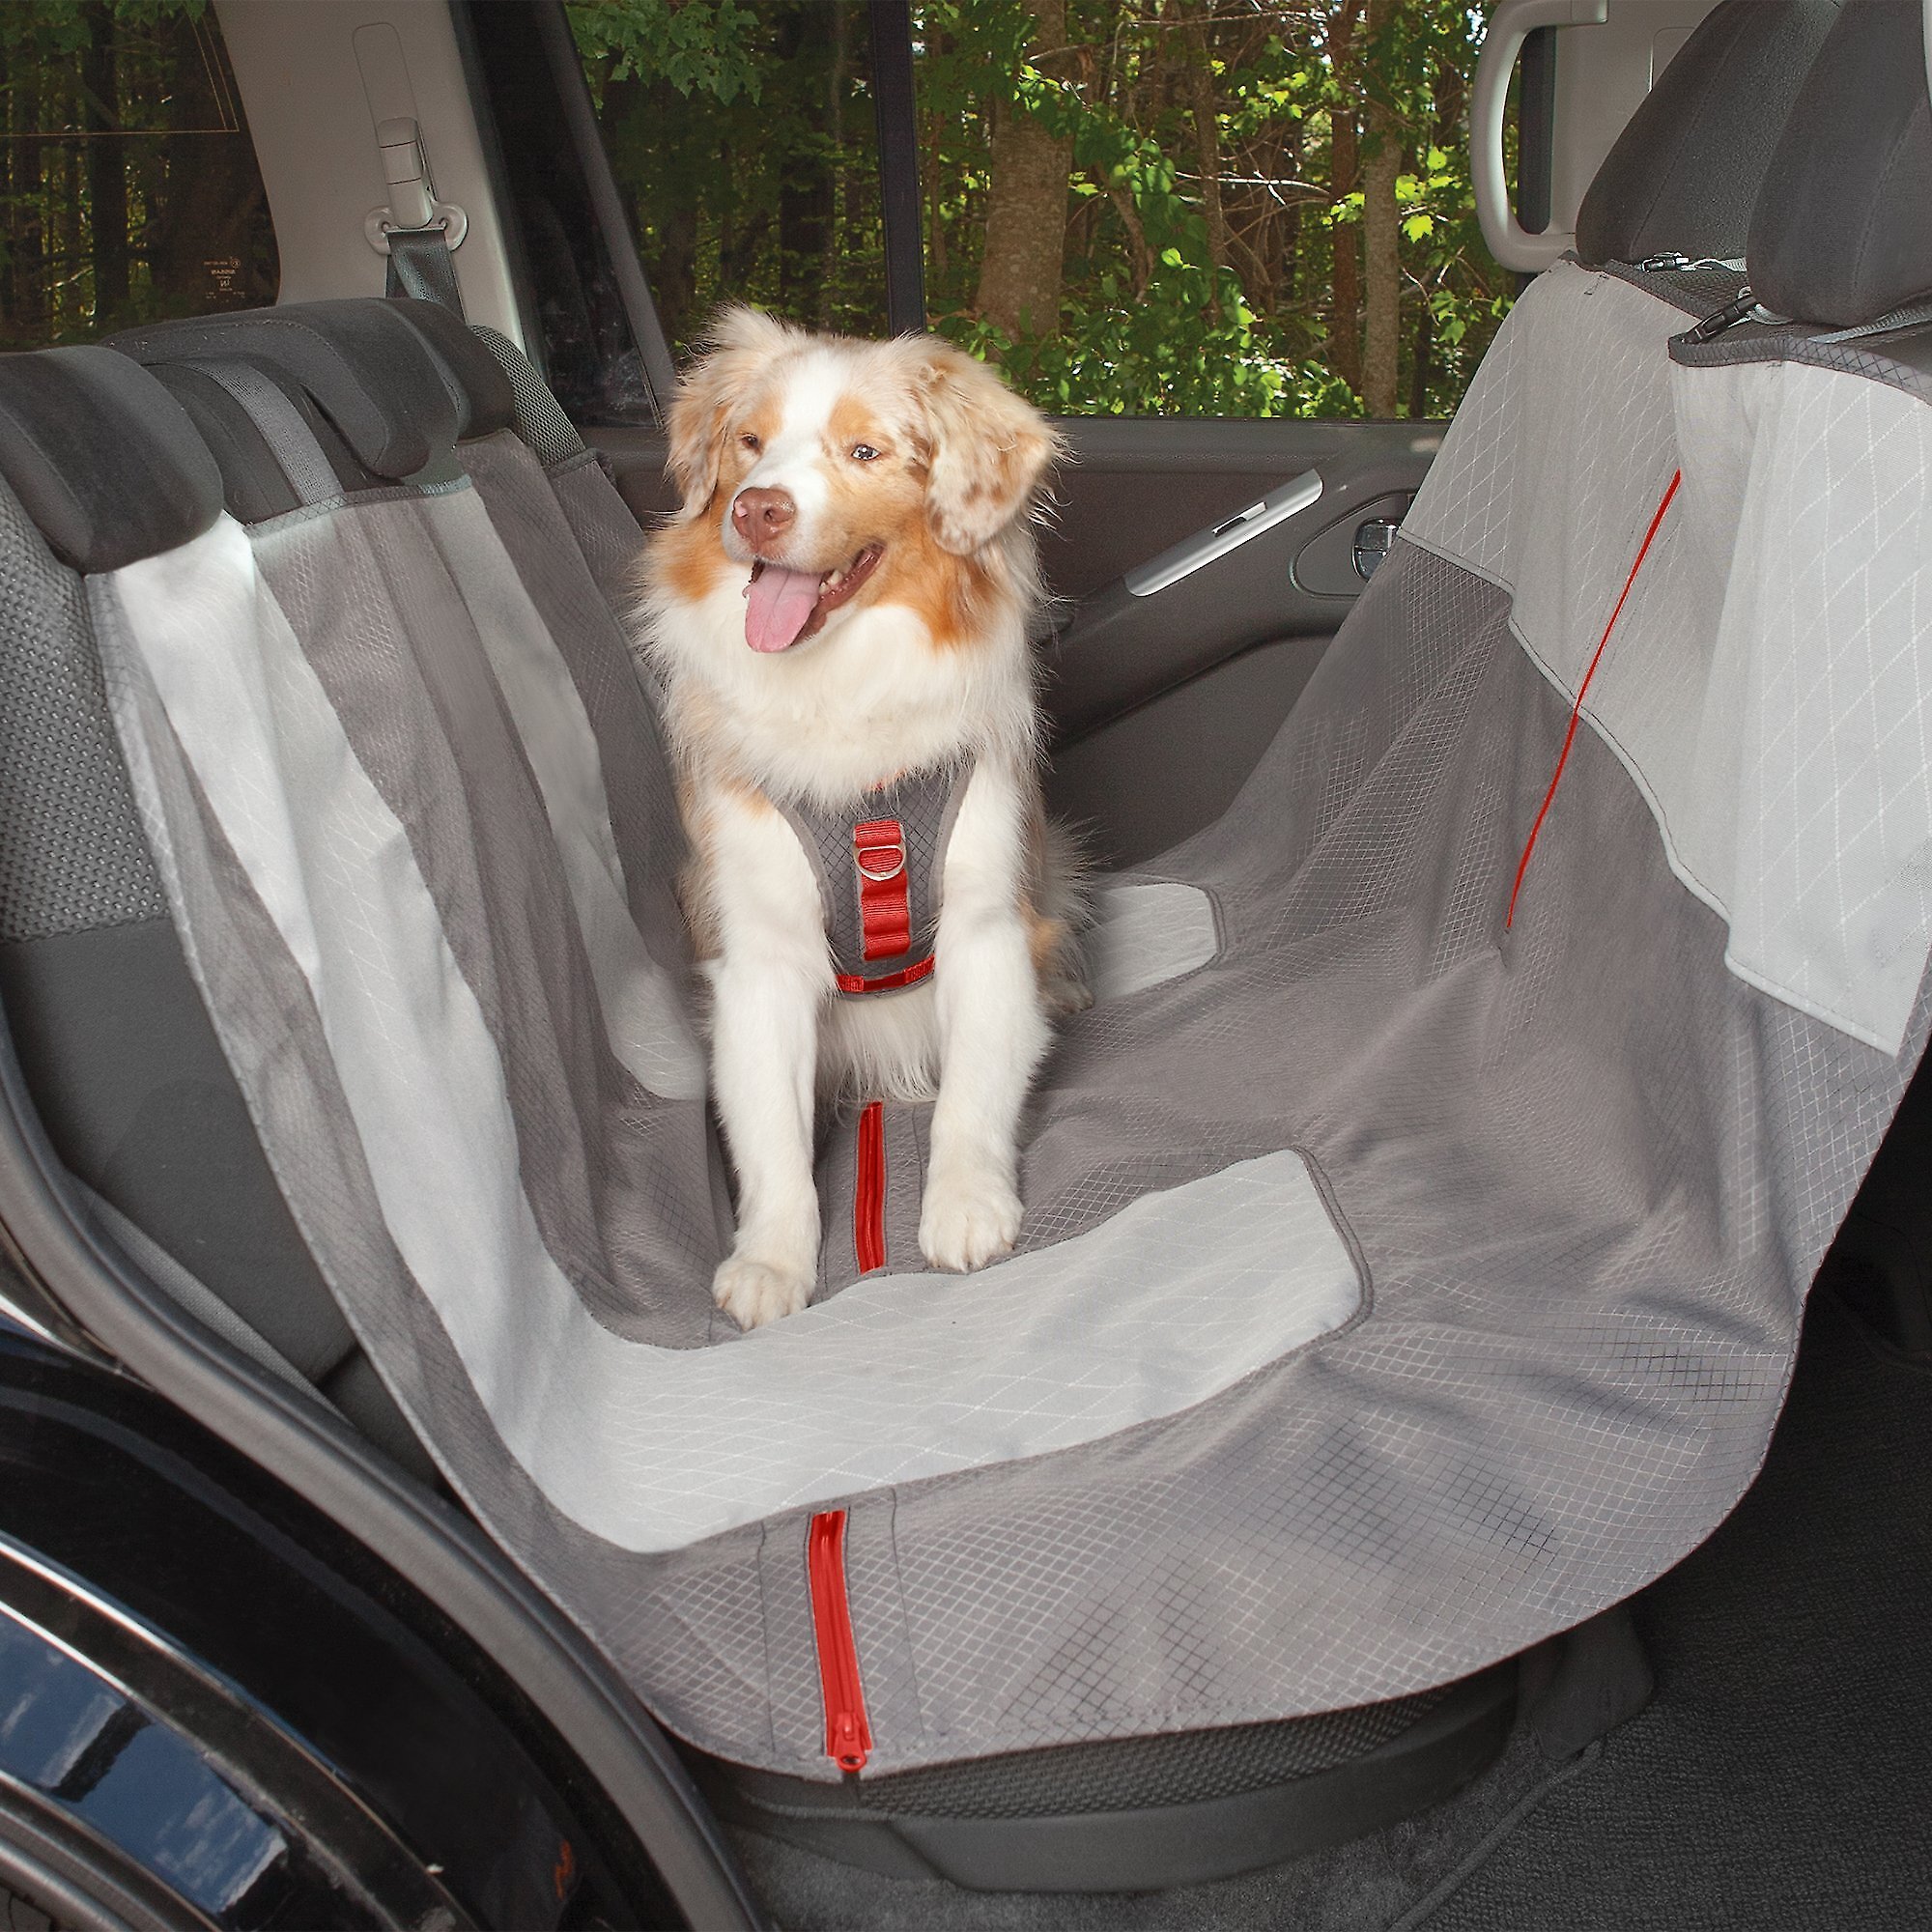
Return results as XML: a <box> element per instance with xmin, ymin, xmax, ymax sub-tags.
<box><xmin>0</xmin><ymin>302</ymin><xmax>690</xmax><ymax>1481</ymax></box>
<box><xmin>2</xmin><ymin>0</ymin><xmax>1929</xmax><ymax>1889</ymax></box>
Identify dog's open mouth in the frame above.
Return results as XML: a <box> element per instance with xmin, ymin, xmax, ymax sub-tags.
<box><xmin>743</xmin><ymin>545</ymin><xmax>884</xmax><ymax>654</ymax></box>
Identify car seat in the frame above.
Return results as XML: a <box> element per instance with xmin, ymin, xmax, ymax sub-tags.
<box><xmin>0</xmin><ymin>0</ymin><xmax>1924</xmax><ymax>1894</ymax></box>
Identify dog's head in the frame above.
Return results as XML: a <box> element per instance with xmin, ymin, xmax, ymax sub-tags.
<box><xmin>660</xmin><ymin>306</ymin><xmax>1060</xmax><ymax>654</ymax></box>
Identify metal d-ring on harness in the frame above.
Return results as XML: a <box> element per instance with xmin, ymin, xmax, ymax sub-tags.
<box><xmin>778</xmin><ymin>763</ymin><xmax>976</xmax><ymax>997</ymax></box>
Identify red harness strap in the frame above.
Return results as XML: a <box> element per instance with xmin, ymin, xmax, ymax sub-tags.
<box><xmin>852</xmin><ymin>818</ymin><xmax>913</xmax><ymax>961</ymax></box>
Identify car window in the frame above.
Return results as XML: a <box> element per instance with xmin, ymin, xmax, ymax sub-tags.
<box><xmin>553</xmin><ymin>1</ymin><xmax>1524</xmax><ymax>424</ymax></box>
<box><xmin>0</xmin><ymin>1</ymin><xmax>276</xmax><ymax>351</ymax></box>
<box><xmin>918</xmin><ymin>0</ymin><xmax>1512</xmax><ymax>419</ymax></box>
<box><xmin>565</xmin><ymin>0</ymin><xmax>891</xmax><ymax>357</ymax></box>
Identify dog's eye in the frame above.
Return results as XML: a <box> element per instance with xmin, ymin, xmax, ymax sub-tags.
<box><xmin>849</xmin><ymin>443</ymin><xmax>880</xmax><ymax>463</ymax></box>
<box><xmin>739</xmin><ymin>434</ymin><xmax>761</xmax><ymax>454</ymax></box>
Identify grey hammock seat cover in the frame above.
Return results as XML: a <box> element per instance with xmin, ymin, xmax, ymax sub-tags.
<box><xmin>82</xmin><ymin>261</ymin><xmax>1932</xmax><ymax>1779</ymax></box>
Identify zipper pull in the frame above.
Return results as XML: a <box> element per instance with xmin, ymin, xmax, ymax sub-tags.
<box><xmin>807</xmin><ymin>1511</ymin><xmax>873</xmax><ymax>1775</ymax></box>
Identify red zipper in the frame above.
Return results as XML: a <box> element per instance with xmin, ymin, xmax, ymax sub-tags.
<box><xmin>1507</xmin><ymin>469</ymin><xmax>1681</xmax><ymax>928</ymax></box>
<box><xmin>807</xmin><ymin>1510</ymin><xmax>871</xmax><ymax>1774</ymax></box>
<box><xmin>854</xmin><ymin>1101</ymin><xmax>886</xmax><ymax>1273</ymax></box>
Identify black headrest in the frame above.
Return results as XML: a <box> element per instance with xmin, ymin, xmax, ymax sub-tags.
<box><xmin>109</xmin><ymin>299</ymin><xmax>460</xmax><ymax>479</ymax></box>
<box><xmin>0</xmin><ymin>347</ymin><xmax>224</xmax><ymax>573</ymax></box>
<box><xmin>1748</xmin><ymin>0</ymin><xmax>1932</xmax><ymax>327</ymax></box>
<box><xmin>1575</xmin><ymin>0</ymin><xmax>1841</xmax><ymax>268</ymax></box>
<box><xmin>381</xmin><ymin>299</ymin><xmax>519</xmax><ymax>440</ymax></box>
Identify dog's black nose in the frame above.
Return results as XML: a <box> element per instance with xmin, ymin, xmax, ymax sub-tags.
<box><xmin>732</xmin><ymin>487</ymin><xmax>796</xmax><ymax>539</ymax></box>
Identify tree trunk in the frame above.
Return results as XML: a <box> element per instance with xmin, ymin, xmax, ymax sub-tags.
<box><xmin>975</xmin><ymin>0</ymin><xmax>1070</xmax><ymax>340</ymax></box>
<box><xmin>1360</xmin><ymin>0</ymin><xmax>1401</xmax><ymax>416</ymax></box>
<box><xmin>1327</xmin><ymin>109</ymin><xmax>1360</xmax><ymax>390</ymax></box>
<box><xmin>11</xmin><ymin>56</ymin><xmax>46</xmax><ymax>340</ymax></box>
<box><xmin>1179</xmin><ymin>0</ymin><xmax>1227</xmax><ymax>322</ymax></box>
<box><xmin>1408</xmin><ymin>282</ymin><xmax>1433</xmax><ymax>416</ymax></box>
<box><xmin>83</xmin><ymin>5</ymin><xmax>128</xmax><ymax>326</ymax></box>
<box><xmin>773</xmin><ymin>7</ymin><xmax>831</xmax><ymax>325</ymax></box>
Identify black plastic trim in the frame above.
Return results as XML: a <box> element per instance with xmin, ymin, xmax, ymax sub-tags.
<box><xmin>718</xmin><ymin>1664</ymin><xmax>1519</xmax><ymax>1893</ymax></box>
<box><xmin>526</xmin><ymin>0</ymin><xmax>678</xmax><ymax>412</ymax></box>
<box><xmin>1517</xmin><ymin>25</ymin><xmax>1558</xmax><ymax>238</ymax></box>
<box><xmin>868</xmin><ymin>0</ymin><xmax>927</xmax><ymax>336</ymax></box>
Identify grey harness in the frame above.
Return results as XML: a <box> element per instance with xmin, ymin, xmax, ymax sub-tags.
<box><xmin>778</xmin><ymin>762</ymin><xmax>974</xmax><ymax>995</ymax></box>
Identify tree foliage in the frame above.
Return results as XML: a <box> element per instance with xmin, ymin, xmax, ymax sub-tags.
<box><xmin>0</xmin><ymin>0</ymin><xmax>277</xmax><ymax>350</ymax></box>
<box><xmin>570</xmin><ymin>0</ymin><xmax>1515</xmax><ymax>418</ymax></box>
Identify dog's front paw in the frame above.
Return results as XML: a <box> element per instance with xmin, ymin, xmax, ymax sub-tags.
<box><xmin>920</xmin><ymin>1169</ymin><xmax>1022</xmax><ymax>1272</ymax></box>
<box><xmin>714</xmin><ymin>1252</ymin><xmax>813</xmax><ymax>1330</ymax></box>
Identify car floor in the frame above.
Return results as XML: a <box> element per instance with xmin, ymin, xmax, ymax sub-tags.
<box><xmin>730</xmin><ymin>1286</ymin><xmax>1932</xmax><ymax>1930</ymax></box>
<box><xmin>1425</xmin><ymin>1285</ymin><xmax>1932</xmax><ymax>1931</ymax></box>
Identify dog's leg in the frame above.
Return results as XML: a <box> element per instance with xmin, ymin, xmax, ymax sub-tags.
<box><xmin>703</xmin><ymin>790</ymin><xmax>830</xmax><ymax>1327</ymax></box>
<box><xmin>922</xmin><ymin>763</ymin><xmax>1049</xmax><ymax>1271</ymax></box>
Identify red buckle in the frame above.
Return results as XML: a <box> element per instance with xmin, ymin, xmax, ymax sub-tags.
<box><xmin>853</xmin><ymin>818</ymin><xmax>912</xmax><ymax>961</ymax></box>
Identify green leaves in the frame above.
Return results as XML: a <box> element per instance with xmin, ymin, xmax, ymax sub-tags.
<box><xmin>567</xmin><ymin>0</ymin><xmax>764</xmax><ymax>104</ymax></box>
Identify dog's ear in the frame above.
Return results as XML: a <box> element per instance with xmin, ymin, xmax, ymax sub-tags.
<box><xmin>665</xmin><ymin>305</ymin><xmax>793</xmax><ymax>522</ymax></box>
<box><xmin>912</xmin><ymin>339</ymin><xmax>1061</xmax><ymax>555</ymax></box>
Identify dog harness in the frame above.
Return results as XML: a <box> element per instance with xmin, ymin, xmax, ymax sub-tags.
<box><xmin>778</xmin><ymin>762</ymin><xmax>975</xmax><ymax>995</ymax></box>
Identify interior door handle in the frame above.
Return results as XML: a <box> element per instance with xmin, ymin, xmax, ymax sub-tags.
<box><xmin>1123</xmin><ymin>470</ymin><xmax>1323</xmax><ymax>597</ymax></box>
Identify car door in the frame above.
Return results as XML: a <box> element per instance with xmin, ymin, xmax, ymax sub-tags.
<box><xmin>459</xmin><ymin>0</ymin><xmax>1513</xmax><ymax>867</ymax></box>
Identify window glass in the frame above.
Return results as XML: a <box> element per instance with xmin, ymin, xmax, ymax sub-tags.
<box><xmin>0</xmin><ymin>1</ymin><xmax>276</xmax><ymax>350</ymax></box>
<box><xmin>917</xmin><ymin>0</ymin><xmax>1513</xmax><ymax>418</ymax></box>
<box><xmin>566</xmin><ymin>0</ymin><xmax>889</xmax><ymax>357</ymax></box>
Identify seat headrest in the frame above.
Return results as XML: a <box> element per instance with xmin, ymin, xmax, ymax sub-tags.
<box><xmin>380</xmin><ymin>298</ymin><xmax>519</xmax><ymax>441</ymax></box>
<box><xmin>109</xmin><ymin>300</ymin><xmax>461</xmax><ymax>479</ymax></box>
<box><xmin>1747</xmin><ymin>0</ymin><xmax>1932</xmax><ymax>328</ymax></box>
<box><xmin>0</xmin><ymin>347</ymin><xmax>224</xmax><ymax>573</ymax></box>
<box><xmin>1575</xmin><ymin>0</ymin><xmax>1841</xmax><ymax>269</ymax></box>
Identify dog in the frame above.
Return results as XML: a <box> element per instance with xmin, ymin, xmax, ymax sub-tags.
<box><xmin>637</xmin><ymin>306</ymin><xmax>1083</xmax><ymax>1330</ymax></box>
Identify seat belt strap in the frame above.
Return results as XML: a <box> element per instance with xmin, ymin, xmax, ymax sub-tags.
<box><xmin>185</xmin><ymin>357</ymin><xmax>342</xmax><ymax>507</ymax></box>
<box><xmin>385</xmin><ymin>225</ymin><xmax>467</xmax><ymax>319</ymax></box>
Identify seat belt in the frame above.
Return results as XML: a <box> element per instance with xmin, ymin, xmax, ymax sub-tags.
<box><xmin>371</xmin><ymin>114</ymin><xmax>468</xmax><ymax>319</ymax></box>
<box><xmin>386</xmin><ymin>223</ymin><xmax>466</xmax><ymax>319</ymax></box>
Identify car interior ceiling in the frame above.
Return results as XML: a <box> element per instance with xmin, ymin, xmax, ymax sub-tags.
<box><xmin>0</xmin><ymin>0</ymin><xmax>1928</xmax><ymax>1927</ymax></box>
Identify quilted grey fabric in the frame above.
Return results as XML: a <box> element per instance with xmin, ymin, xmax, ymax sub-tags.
<box><xmin>778</xmin><ymin>762</ymin><xmax>972</xmax><ymax>991</ymax></box>
<box><xmin>78</xmin><ymin>263</ymin><xmax>1932</xmax><ymax>1784</ymax></box>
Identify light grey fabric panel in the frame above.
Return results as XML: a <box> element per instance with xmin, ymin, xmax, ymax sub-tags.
<box><xmin>92</xmin><ymin>572</ymin><xmax>765</xmax><ymax>1758</ymax></box>
<box><xmin>1088</xmin><ymin>882</ymin><xmax>1220</xmax><ymax>1001</ymax></box>
<box><xmin>413</xmin><ymin>483</ymin><xmax>701</xmax><ymax>1098</ymax></box>
<box><xmin>458</xmin><ymin>432</ymin><xmax>690</xmax><ymax>971</ymax></box>
<box><xmin>1407</xmin><ymin>259</ymin><xmax>1932</xmax><ymax>1055</ymax></box>
<box><xmin>101</xmin><ymin>518</ymin><xmax>1364</xmax><ymax>1553</ymax></box>
<box><xmin>249</xmin><ymin>498</ymin><xmax>722</xmax><ymax>1346</ymax></box>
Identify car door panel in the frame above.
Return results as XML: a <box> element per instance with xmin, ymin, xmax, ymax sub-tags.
<box><xmin>590</xmin><ymin>416</ymin><xmax>1437</xmax><ymax>861</ymax></box>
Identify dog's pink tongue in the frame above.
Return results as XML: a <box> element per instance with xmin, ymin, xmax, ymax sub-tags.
<box><xmin>744</xmin><ymin>565</ymin><xmax>822</xmax><ymax>653</ymax></box>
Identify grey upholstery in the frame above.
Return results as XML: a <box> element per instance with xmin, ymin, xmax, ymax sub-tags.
<box><xmin>0</xmin><ymin>347</ymin><xmax>223</xmax><ymax>573</ymax></box>
<box><xmin>1</xmin><ymin>14</ymin><xmax>1927</xmax><ymax>1847</ymax></box>
<box><xmin>111</xmin><ymin>299</ymin><xmax>461</xmax><ymax>479</ymax></box>
<box><xmin>1748</xmin><ymin>0</ymin><xmax>1932</xmax><ymax>327</ymax></box>
<box><xmin>1575</xmin><ymin>0</ymin><xmax>1840</xmax><ymax>268</ymax></box>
